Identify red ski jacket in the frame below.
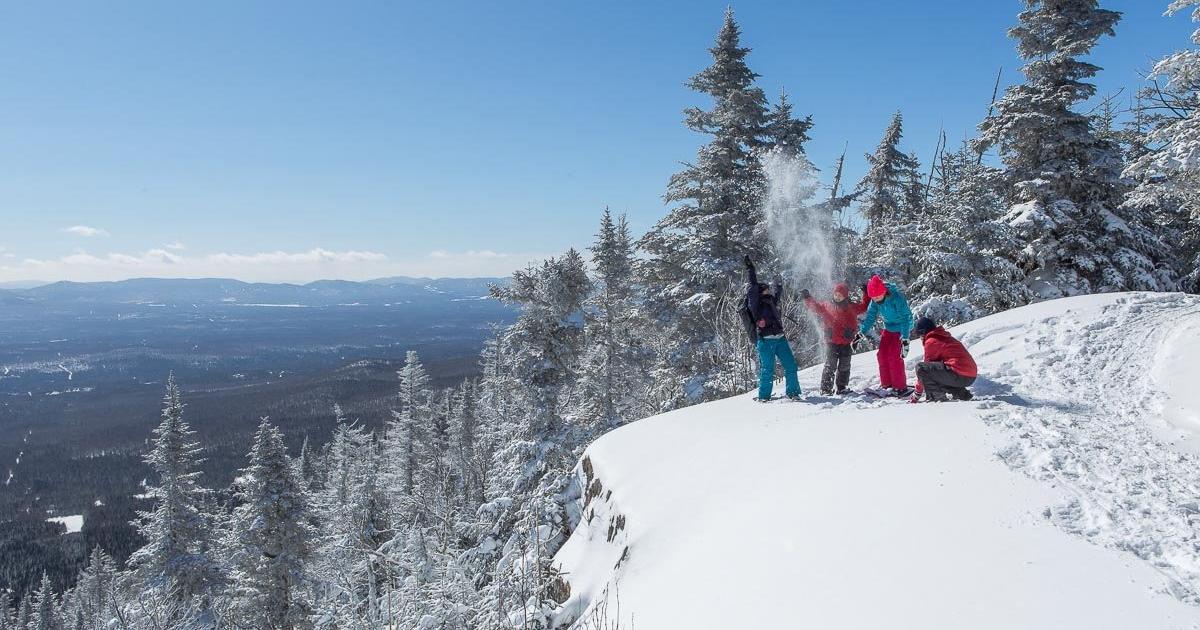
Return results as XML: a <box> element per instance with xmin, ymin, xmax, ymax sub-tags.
<box><xmin>804</xmin><ymin>295</ymin><xmax>869</xmax><ymax>345</ymax></box>
<box><xmin>921</xmin><ymin>327</ymin><xmax>977</xmax><ymax>378</ymax></box>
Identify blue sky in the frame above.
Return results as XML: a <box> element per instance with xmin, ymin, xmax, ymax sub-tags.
<box><xmin>0</xmin><ymin>0</ymin><xmax>1193</xmax><ymax>283</ymax></box>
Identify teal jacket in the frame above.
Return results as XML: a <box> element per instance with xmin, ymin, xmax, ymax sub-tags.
<box><xmin>859</xmin><ymin>282</ymin><xmax>914</xmax><ymax>338</ymax></box>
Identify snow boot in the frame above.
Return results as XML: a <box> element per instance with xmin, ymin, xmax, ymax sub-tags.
<box><xmin>952</xmin><ymin>388</ymin><xmax>974</xmax><ymax>401</ymax></box>
<box><xmin>892</xmin><ymin>387</ymin><xmax>914</xmax><ymax>398</ymax></box>
<box><xmin>788</xmin><ymin>394</ymin><xmax>804</xmax><ymax>401</ymax></box>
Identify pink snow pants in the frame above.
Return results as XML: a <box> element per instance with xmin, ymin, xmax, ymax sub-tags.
<box><xmin>877</xmin><ymin>330</ymin><xmax>908</xmax><ymax>389</ymax></box>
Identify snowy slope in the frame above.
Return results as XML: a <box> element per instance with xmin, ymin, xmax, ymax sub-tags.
<box><xmin>552</xmin><ymin>292</ymin><xmax>1200</xmax><ymax>629</ymax></box>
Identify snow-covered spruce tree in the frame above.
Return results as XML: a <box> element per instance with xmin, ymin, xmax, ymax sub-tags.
<box><xmin>1123</xmin><ymin>0</ymin><xmax>1200</xmax><ymax>291</ymax></box>
<box><xmin>469</xmin><ymin>250</ymin><xmax>591</xmax><ymax>628</ymax></box>
<box><xmin>383</xmin><ymin>350</ymin><xmax>433</xmax><ymax>523</ymax></box>
<box><xmin>30</xmin><ymin>574</ymin><xmax>60</xmax><ymax>630</ymax></box>
<box><xmin>63</xmin><ymin>548</ymin><xmax>116</xmax><ymax>630</ymax></box>
<box><xmin>488</xmin><ymin>250</ymin><xmax>591</xmax><ymax>441</ymax></box>
<box><xmin>979</xmin><ymin>0</ymin><xmax>1174</xmax><ymax>297</ymax></box>
<box><xmin>294</xmin><ymin>433</ymin><xmax>318</xmax><ymax>493</ymax></box>
<box><xmin>311</xmin><ymin>416</ymin><xmax>393</xmax><ymax>628</ymax></box>
<box><xmin>128</xmin><ymin>374</ymin><xmax>222</xmax><ymax>615</ymax></box>
<box><xmin>14</xmin><ymin>596</ymin><xmax>29</xmax><ymax>630</ymax></box>
<box><xmin>224</xmin><ymin>419</ymin><xmax>315</xmax><ymax>630</ymax></box>
<box><xmin>577</xmin><ymin>209</ymin><xmax>651</xmax><ymax>430</ymax></box>
<box><xmin>852</xmin><ymin>111</ymin><xmax>923</xmax><ymax>285</ymax></box>
<box><xmin>766</xmin><ymin>89</ymin><xmax>813</xmax><ymax>157</ymax></box>
<box><xmin>638</xmin><ymin>7</ymin><xmax>772</xmax><ymax>405</ymax></box>
<box><xmin>909</xmin><ymin>142</ymin><xmax>1030</xmax><ymax>323</ymax></box>
<box><xmin>413</xmin><ymin>389</ymin><xmax>459</xmax><ymax>546</ymax></box>
<box><xmin>0</xmin><ymin>593</ymin><xmax>12</xmax><ymax>630</ymax></box>
<box><xmin>452</xmin><ymin>379</ymin><xmax>485</xmax><ymax>511</ymax></box>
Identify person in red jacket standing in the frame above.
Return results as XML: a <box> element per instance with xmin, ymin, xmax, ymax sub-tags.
<box><xmin>801</xmin><ymin>283</ymin><xmax>869</xmax><ymax>395</ymax></box>
<box><xmin>911</xmin><ymin>317</ymin><xmax>978</xmax><ymax>402</ymax></box>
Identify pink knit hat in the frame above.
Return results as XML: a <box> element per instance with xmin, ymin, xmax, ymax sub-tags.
<box><xmin>866</xmin><ymin>275</ymin><xmax>887</xmax><ymax>299</ymax></box>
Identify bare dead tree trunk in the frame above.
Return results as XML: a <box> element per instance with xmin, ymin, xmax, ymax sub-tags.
<box><xmin>925</xmin><ymin>128</ymin><xmax>946</xmax><ymax>203</ymax></box>
<box><xmin>978</xmin><ymin>66</ymin><xmax>1003</xmax><ymax>165</ymax></box>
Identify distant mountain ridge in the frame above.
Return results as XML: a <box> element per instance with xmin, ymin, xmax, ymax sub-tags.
<box><xmin>0</xmin><ymin>276</ymin><xmax>506</xmax><ymax>306</ymax></box>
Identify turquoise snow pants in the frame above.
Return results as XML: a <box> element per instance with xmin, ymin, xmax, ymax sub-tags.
<box><xmin>757</xmin><ymin>335</ymin><xmax>801</xmax><ymax>399</ymax></box>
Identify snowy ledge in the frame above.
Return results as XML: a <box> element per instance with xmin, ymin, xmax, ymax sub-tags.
<box><xmin>551</xmin><ymin>292</ymin><xmax>1200</xmax><ymax>629</ymax></box>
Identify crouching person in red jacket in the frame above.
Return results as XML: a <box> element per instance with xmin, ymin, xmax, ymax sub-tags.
<box><xmin>911</xmin><ymin>317</ymin><xmax>977</xmax><ymax>402</ymax></box>
<box><xmin>802</xmin><ymin>283</ymin><xmax>869</xmax><ymax>395</ymax></box>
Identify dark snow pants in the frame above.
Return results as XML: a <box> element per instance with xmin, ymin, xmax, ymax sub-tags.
<box><xmin>916</xmin><ymin>361</ymin><xmax>976</xmax><ymax>401</ymax></box>
<box><xmin>821</xmin><ymin>343</ymin><xmax>852</xmax><ymax>393</ymax></box>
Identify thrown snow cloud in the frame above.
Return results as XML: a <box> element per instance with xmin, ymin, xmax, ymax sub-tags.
<box><xmin>760</xmin><ymin>149</ymin><xmax>832</xmax><ymax>289</ymax></box>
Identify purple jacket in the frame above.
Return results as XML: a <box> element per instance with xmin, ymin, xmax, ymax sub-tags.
<box><xmin>746</xmin><ymin>265</ymin><xmax>784</xmax><ymax>338</ymax></box>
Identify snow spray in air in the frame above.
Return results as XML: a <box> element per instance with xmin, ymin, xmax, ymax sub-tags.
<box><xmin>760</xmin><ymin>149</ymin><xmax>835</xmax><ymax>292</ymax></box>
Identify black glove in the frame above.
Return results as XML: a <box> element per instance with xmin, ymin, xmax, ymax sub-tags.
<box><xmin>800</xmin><ymin>289</ymin><xmax>811</xmax><ymax>299</ymax></box>
<box><xmin>901</xmin><ymin>340</ymin><xmax>910</xmax><ymax>358</ymax></box>
<box><xmin>852</xmin><ymin>332</ymin><xmax>867</xmax><ymax>350</ymax></box>
<box><xmin>743</xmin><ymin>255</ymin><xmax>754</xmax><ymax>270</ymax></box>
<box><xmin>862</xmin><ymin>283</ymin><xmax>870</xmax><ymax>297</ymax></box>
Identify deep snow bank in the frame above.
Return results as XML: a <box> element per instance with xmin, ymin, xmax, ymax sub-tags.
<box><xmin>553</xmin><ymin>292</ymin><xmax>1200</xmax><ymax>629</ymax></box>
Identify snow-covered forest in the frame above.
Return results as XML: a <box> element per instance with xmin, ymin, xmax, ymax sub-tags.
<box><xmin>7</xmin><ymin>1</ymin><xmax>1200</xmax><ymax>628</ymax></box>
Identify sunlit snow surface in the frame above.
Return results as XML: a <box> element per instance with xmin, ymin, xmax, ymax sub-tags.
<box><xmin>555</xmin><ymin>292</ymin><xmax>1200</xmax><ymax>629</ymax></box>
<box><xmin>47</xmin><ymin>514</ymin><xmax>84</xmax><ymax>534</ymax></box>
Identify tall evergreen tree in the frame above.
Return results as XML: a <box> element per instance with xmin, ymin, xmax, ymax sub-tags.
<box><xmin>451</xmin><ymin>379</ymin><xmax>484</xmax><ymax>510</ymax></box>
<box><xmin>909</xmin><ymin>143</ymin><xmax>1029</xmax><ymax>322</ymax></box>
<box><xmin>489</xmin><ymin>250</ymin><xmax>591</xmax><ymax>441</ymax></box>
<box><xmin>473</xmin><ymin>250</ymin><xmax>591</xmax><ymax>628</ymax></box>
<box><xmin>14</xmin><ymin>597</ymin><xmax>29</xmax><ymax>630</ymax></box>
<box><xmin>578</xmin><ymin>210</ymin><xmax>650</xmax><ymax>429</ymax></box>
<box><xmin>1124</xmin><ymin>0</ymin><xmax>1200</xmax><ymax>290</ymax></box>
<box><xmin>128</xmin><ymin>374</ymin><xmax>221</xmax><ymax>610</ymax></box>
<box><xmin>30</xmin><ymin>574</ymin><xmax>60</xmax><ymax>630</ymax></box>
<box><xmin>225</xmin><ymin>419</ymin><xmax>315</xmax><ymax>630</ymax></box>
<box><xmin>853</xmin><ymin>112</ymin><xmax>923</xmax><ymax>284</ymax></box>
<box><xmin>313</xmin><ymin>418</ymin><xmax>391</xmax><ymax>628</ymax></box>
<box><xmin>384</xmin><ymin>351</ymin><xmax>433</xmax><ymax>520</ymax></box>
<box><xmin>68</xmin><ymin>548</ymin><xmax>116</xmax><ymax>630</ymax></box>
<box><xmin>0</xmin><ymin>593</ymin><xmax>13</xmax><ymax>630</ymax></box>
<box><xmin>639</xmin><ymin>8</ymin><xmax>772</xmax><ymax>404</ymax></box>
<box><xmin>980</xmin><ymin>0</ymin><xmax>1173</xmax><ymax>296</ymax></box>
<box><xmin>857</xmin><ymin>112</ymin><xmax>919</xmax><ymax>229</ymax></box>
<box><xmin>766</xmin><ymin>89</ymin><xmax>813</xmax><ymax>156</ymax></box>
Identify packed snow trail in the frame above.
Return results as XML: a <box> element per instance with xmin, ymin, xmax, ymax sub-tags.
<box><xmin>965</xmin><ymin>292</ymin><xmax>1200</xmax><ymax>604</ymax></box>
<box><xmin>553</xmin><ymin>293</ymin><xmax>1200</xmax><ymax>630</ymax></box>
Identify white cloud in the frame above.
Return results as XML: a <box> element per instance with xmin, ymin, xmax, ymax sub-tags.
<box><xmin>0</xmin><ymin>246</ymin><xmax>550</xmax><ymax>283</ymax></box>
<box><xmin>163</xmin><ymin>241</ymin><xmax>187</xmax><ymax>251</ymax></box>
<box><xmin>63</xmin><ymin>225</ymin><xmax>110</xmax><ymax>238</ymax></box>
<box><xmin>207</xmin><ymin>248</ymin><xmax>387</xmax><ymax>265</ymax></box>
<box><xmin>430</xmin><ymin>249</ymin><xmax>510</xmax><ymax>260</ymax></box>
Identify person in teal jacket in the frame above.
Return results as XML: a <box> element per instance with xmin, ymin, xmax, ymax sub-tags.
<box><xmin>857</xmin><ymin>274</ymin><xmax>914</xmax><ymax>395</ymax></box>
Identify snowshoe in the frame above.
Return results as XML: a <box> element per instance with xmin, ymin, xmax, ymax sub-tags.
<box><xmin>787</xmin><ymin>394</ymin><xmax>804</xmax><ymax>401</ymax></box>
